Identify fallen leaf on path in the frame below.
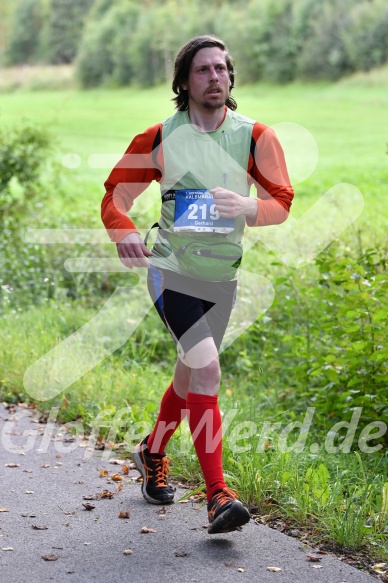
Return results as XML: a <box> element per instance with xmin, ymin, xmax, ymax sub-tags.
<box><xmin>109</xmin><ymin>459</ymin><xmax>124</xmax><ymax>465</ymax></box>
<box><xmin>306</xmin><ymin>553</ymin><xmax>322</xmax><ymax>562</ymax></box>
<box><xmin>99</xmin><ymin>469</ymin><xmax>108</xmax><ymax>477</ymax></box>
<box><xmin>83</xmin><ymin>495</ymin><xmax>98</xmax><ymax>501</ymax></box>
<box><xmin>122</xmin><ymin>549</ymin><xmax>133</xmax><ymax>555</ymax></box>
<box><xmin>0</xmin><ymin>508</ymin><xmax>9</xmax><ymax>512</ymax></box>
<box><xmin>111</xmin><ymin>473</ymin><xmax>123</xmax><ymax>482</ymax></box>
<box><xmin>41</xmin><ymin>464</ymin><xmax>50</xmax><ymax>468</ymax></box>
<box><xmin>267</xmin><ymin>567</ymin><xmax>282</xmax><ymax>572</ymax></box>
<box><xmin>100</xmin><ymin>490</ymin><xmax>114</xmax><ymax>499</ymax></box>
<box><xmin>55</xmin><ymin>454</ymin><xmax>61</xmax><ymax>459</ymax></box>
<box><xmin>141</xmin><ymin>527</ymin><xmax>156</xmax><ymax>533</ymax></box>
<box><xmin>119</xmin><ymin>511</ymin><xmax>130</xmax><ymax>519</ymax></box>
<box><xmin>115</xmin><ymin>483</ymin><xmax>124</xmax><ymax>493</ymax></box>
<box><xmin>122</xmin><ymin>465</ymin><xmax>129</xmax><ymax>475</ymax></box>
<box><xmin>237</xmin><ymin>567</ymin><xmax>245</xmax><ymax>572</ymax></box>
<box><xmin>82</xmin><ymin>503</ymin><xmax>95</xmax><ymax>511</ymax></box>
<box><xmin>32</xmin><ymin>525</ymin><xmax>48</xmax><ymax>530</ymax></box>
<box><xmin>5</xmin><ymin>463</ymin><xmax>20</xmax><ymax>468</ymax></box>
<box><xmin>42</xmin><ymin>554</ymin><xmax>59</xmax><ymax>561</ymax></box>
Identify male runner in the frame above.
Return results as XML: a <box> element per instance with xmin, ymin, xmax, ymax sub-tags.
<box><xmin>101</xmin><ymin>35</ymin><xmax>294</xmax><ymax>534</ymax></box>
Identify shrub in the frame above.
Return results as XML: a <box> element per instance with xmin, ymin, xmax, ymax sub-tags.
<box><xmin>0</xmin><ymin>121</ymin><xmax>52</xmax><ymax>216</ymax></box>
<box><xmin>222</xmin><ymin>241</ymin><xmax>388</xmax><ymax>446</ymax></box>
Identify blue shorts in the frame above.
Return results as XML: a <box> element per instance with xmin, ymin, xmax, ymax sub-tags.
<box><xmin>147</xmin><ymin>266</ymin><xmax>237</xmax><ymax>354</ymax></box>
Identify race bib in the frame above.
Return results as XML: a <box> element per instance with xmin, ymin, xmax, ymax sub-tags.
<box><xmin>173</xmin><ymin>189</ymin><xmax>235</xmax><ymax>233</ymax></box>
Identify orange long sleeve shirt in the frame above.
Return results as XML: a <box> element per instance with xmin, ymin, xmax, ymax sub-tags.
<box><xmin>102</xmin><ymin>114</ymin><xmax>294</xmax><ymax>243</ymax></box>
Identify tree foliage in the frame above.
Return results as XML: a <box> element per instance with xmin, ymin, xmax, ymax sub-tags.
<box><xmin>4</xmin><ymin>0</ymin><xmax>388</xmax><ymax>84</ymax></box>
<box><xmin>46</xmin><ymin>0</ymin><xmax>95</xmax><ymax>64</ymax></box>
<box><xmin>4</xmin><ymin>0</ymin><xmax>44</xmax><ymax>65</ymax></box>
<box><xmin>5</xmin><ymin>0</ymin><xmax>94</xmax><ymax>65</ymax></box>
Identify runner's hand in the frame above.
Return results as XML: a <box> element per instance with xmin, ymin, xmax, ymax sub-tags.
<box><xmin>210</xmin><ymin>187</ymin><xmax>258</xmax><ymax>219</ymax></box>
<box><xmin>117</xmin><ymin>232</ymin><xmax>153</xmax><ymax>269</ymax></box>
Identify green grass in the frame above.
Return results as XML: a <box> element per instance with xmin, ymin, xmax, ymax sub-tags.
<box><xmin>1</xmin><ymin>79</ymin><xmax>387</xmax><ymax>566</ymax></box>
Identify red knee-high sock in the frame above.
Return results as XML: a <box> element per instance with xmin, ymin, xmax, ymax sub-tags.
<box><xmin>147</xmin><ymin>382</ymin><xmax>187</xmax><ymax>455</ymax></box>
<box><xmin>186</xmin><ymin>391</ymin><xmax>227</xmax><ymax>502</ymax></box>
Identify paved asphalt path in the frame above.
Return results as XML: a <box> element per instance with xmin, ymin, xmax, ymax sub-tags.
<box><xmin>0</xmin><ymin>404</ymin><xmax>378</xmax><ymax>583</ymax></box>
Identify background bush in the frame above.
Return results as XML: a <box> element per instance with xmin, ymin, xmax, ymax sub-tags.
<box><xmin>0</xmin><ymin>120</ymin><xmax>117</xmax><ymax>310</ymax></box>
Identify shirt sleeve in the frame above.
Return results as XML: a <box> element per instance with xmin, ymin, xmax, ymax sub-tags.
<box><xmin>246</xmin><ymin>122</ymin><xmax>294</xmax><ymax>227</ymax></box>
<box><xmin>101</xmin><ymin>123</ymin><xmax>163</xmax><ymax>243</ymax></box>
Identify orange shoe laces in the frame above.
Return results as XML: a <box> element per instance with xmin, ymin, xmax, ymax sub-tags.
<box><xmin>146</xmin><ymin>455</ymin><xmax>171</xmax><ymax>488</ymax></box>
<box><xmin>212</xmin><ymin>486</ymin><xmax>239</xmax><ymax>505</ymax></box>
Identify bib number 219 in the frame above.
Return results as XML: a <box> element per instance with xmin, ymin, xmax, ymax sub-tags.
<box><xmin>188</xmin><ymin>203</ymin><xmax>220</xmax><ymax>221</ymax></box>
<box><xmin>173</xmin><ymin>189</ymin><xmax>235</xmax><ymax>233</ymax></box>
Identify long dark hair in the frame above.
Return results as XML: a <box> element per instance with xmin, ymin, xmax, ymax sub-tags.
<box><xmin>172</xmin><ymin>35</ymin><xmax>237</xmax><ymax>112</ymax></box>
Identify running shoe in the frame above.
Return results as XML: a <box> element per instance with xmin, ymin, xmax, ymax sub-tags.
<box><xmin>207</xmin><ymin>487</ymin><xmax>250</xmax><ymax>534</ymax></box>
<box><xmin>132</xmin><ymin>436</ymin><xmax>175</xmax><ymax>505</ymax></box>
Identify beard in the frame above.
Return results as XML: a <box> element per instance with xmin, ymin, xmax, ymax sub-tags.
<box><xmin>202</xmin><ymin>100</ymin><xmax>225</xmax><ymax>110</ymax></box>
<box><xmin>202</xmin><ymin>93</ymin><xmax>228</xmax><ymax>110</ymax></box>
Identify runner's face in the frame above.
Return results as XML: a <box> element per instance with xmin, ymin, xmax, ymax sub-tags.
<box><xmin>182</xmin><ymin>47</ymin><xmax>230</xmax><ymax>111</ymax></box>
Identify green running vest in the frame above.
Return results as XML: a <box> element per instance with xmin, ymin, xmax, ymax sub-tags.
<box><xmin>150</xmin><ymin>108</ymin><xmax>255</xmax><ymax>279</ymax></box>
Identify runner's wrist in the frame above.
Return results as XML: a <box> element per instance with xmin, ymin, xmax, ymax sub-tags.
<box><xmin>243</xmin><ymin>197</ymin><xmax>259</xmax><ymax>219</ymax></box>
